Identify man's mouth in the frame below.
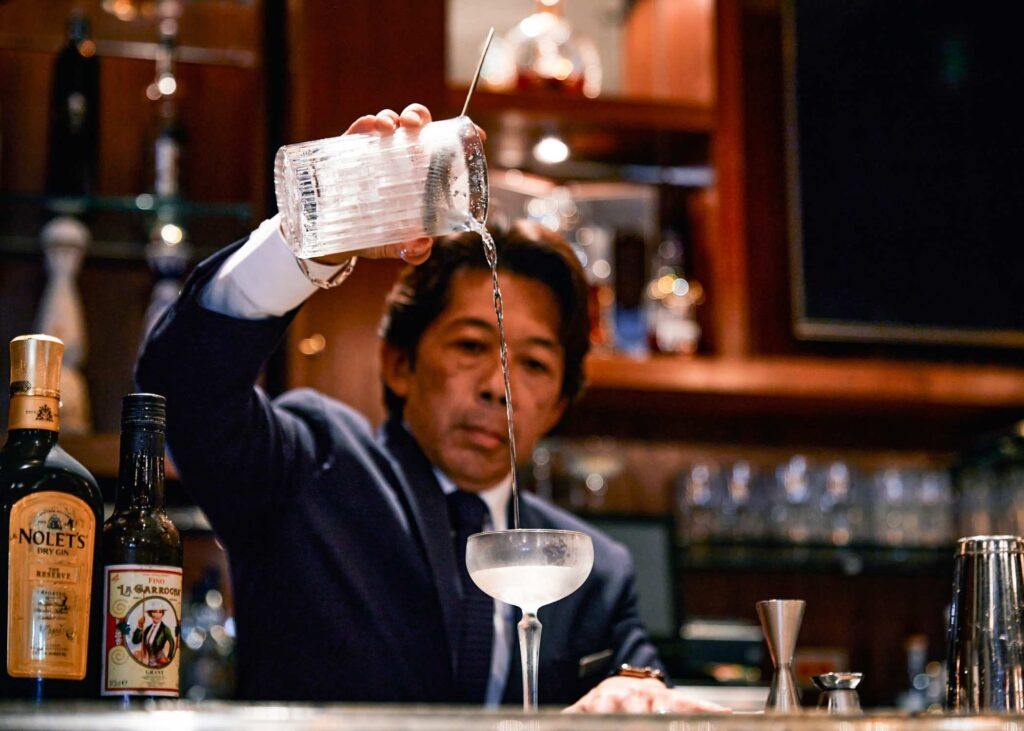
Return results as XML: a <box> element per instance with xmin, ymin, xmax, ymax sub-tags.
<box><xmin>459</xmin><ymin>424</ymin><xmax>508</xmax><ymax>450</ymax></box>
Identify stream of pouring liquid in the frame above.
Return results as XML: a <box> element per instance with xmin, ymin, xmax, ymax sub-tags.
<box><xmin>469</xmin><ymin>219</ymin><xmax>520</xmax><ymax>529</ymax></box>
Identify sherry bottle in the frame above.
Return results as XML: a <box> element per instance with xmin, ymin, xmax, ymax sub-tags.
<box><xmin>0</xmin><ymin>334</ymin><xmax>103</xmax><ymax>699</ymax></box>
<box><xmin>45</xmin><ymin>11</ymin><xmax>100</xmax><ymax>198</ymax></box>
<box><xmin>101</xmin><ymin>393</ymin><xmax>182</xmax><ymax>699</ymax></box>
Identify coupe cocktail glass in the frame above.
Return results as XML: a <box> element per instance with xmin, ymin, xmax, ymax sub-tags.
<box><xmin>274</xmin><ymin>115</ymin><xmax>488</xmax><ymax>260</ymax></box>
<box><xmin>466</xmin><ymin>529</ymin><xmax>594</xmax><ymax>711</ymax></box>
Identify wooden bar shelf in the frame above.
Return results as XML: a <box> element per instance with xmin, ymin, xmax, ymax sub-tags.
<box><xmin>568</xmin><ymin>354</ymin><xmax>1024</xmax><ymax>451</ymax></box>
<box><xmin>585</xmin><ymin>354</ymin><xmax>1024</xmax><ymax>412</ymax></box>
<box><xmin>446</xmin><ymin>86</ymin><xmax>715</xmax><ymax>134</ymax></box>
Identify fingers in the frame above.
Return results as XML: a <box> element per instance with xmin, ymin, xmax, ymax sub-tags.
<box><xmin>345</xmin><ymin>109</ymin><xmax>399</xmax><ymax>137</ymax></box>
<box><xmin>621</xmin><ymin>689</ymin><xmax>653</xmax><ymax>714</ymax></box>
<box><xmin>376</xmin><ymin>109</ymin><xmax>400</xmax><ymax>133</ymax></box>
<box><xmin>359</xmin><ymin>237</ymin><xmax>434</xmax><ymax>265</ymax></box>
<box><xmin>590</xmin><ymin>691</ymin><xmax>620</xmax><ymax>714</ymax></box>
<box><xmin>401</xmin><ymin>103</ymin><xmax>432</xmax><ymax>128</ymax></box>
<box><xmin>345</xmin><ymin>114</ymin><xmax>378</xmax><ymax>135</ymax></box>
<box><xmin>563</xmin><ymin>677</ymin><xmax>730</xmax><ymax>715</ymax></box>
<box><xmin>347</xmin><ymin>104</ymin><xmax>434</xmax><ymax>138</ymax></box>
<box><xmin>399</xmin><ymin>237</ymin><xmax>434</xmax><ymax>265</ymax></box>
<box><xmin>562</xmin><ymin>686</ymin><xmax>598</xmax><ymax>714</ymax></box>
<box><xmin>666</xmin><ymin>690</ymin><xmax>731</xmax><ymax>714</ymax></box>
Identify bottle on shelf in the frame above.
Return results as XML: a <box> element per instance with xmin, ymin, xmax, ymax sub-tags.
<box><xmin>644</xmin><ymin>230</ymin><xmax>703</xmax><ymax>355</ymax></box>
<box><xmin>180</xmin><ymin>565</ymin><xmax>236</xmax><ymax>700</ymax></box>
<box><xmin>613</xmin><ymin>229</ymin><xmax>648</xmax><ymax>356</ymax></box>
<box><xmin>143</xmin><ymin>12</ymin><xmax>192</xmax><ymax>339</ymax></box>
<box><xmin>504</xmin><ymin>0</ymin><xmax>602</xmax><ymax>97</ymax></box>
<box><xmin>45</xmin><ymin>11</ymin><xmax>100</xmax><ymax>199</ymax></box>
<box><xmin>101</xmin><ymin>393</ymin><xmax>183</xmax><ymax>700</ymax></box>
<box><xmin>1</xmin><ymin>334</ymin><xmax>103</xmax><ymax>699</ymax></box>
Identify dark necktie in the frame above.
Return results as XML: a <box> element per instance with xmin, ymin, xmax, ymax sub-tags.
<box><xmin>447</xmin><ymin>490</ymin><xmax>495</xmax><ymax>703</ymax></box>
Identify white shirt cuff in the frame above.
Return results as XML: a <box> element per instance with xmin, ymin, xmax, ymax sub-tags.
<box><xmin>199</xmin><ymin>213</ymin><xmax>344</xmax><ymax>319</ymax></box>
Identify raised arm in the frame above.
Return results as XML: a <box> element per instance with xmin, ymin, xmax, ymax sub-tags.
<box><xmin>135</xmin><ymin>104</ymin><xmax>439</xmax><ymax>550</ymax></box>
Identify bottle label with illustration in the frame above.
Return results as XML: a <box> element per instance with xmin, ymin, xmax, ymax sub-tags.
<box><xmin>101</xmin><ymin>564</ymin><xmax>182</xmax><ymax>696</ymax></box>
<box><xmin>7</xmin><ymin>395</ymin><xmax>60</xmax><ymax>432</ymax></box>
<box><xmin>6</xmin><ymin>491</ymin><xmax>95</xmax><ymax>679</ymax></box>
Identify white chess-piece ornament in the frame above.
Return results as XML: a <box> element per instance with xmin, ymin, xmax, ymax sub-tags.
<box><xmin>37</xmin><ymin>215</ymin><xmax>91</xmax><ymax>434</ymax></box>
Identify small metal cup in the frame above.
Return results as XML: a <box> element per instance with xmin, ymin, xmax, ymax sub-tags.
<box><xmin>813</xmin><ymin>672</ymin><xmax>863</xmax><ymax>714</ymax></box>
<box><xmin>946</xmin><ymin>535</ymin><xmax>1024</xmax><ymax>712</ymax></box>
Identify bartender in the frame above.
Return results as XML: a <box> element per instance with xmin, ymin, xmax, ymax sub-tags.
<box><xmin>136</xmin><ymin>104</ymin><xmax>723</xmax><ymax>714</ymax></box>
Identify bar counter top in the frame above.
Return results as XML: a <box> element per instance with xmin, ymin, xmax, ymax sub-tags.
<box><xmin>2</xmin><ymin>704</ymin><xmax>1024</xmax><ymax>731</ymax></box>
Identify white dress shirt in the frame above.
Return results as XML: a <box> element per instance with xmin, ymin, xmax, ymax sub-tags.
<box><xmin>199</xmin><ymin>216</ymin><xmax>515</xmax><ymax>705</ymax></box>
<box><xmin>200</xmin><ymin>214</ymin><xmax>344</xmax><ymax>318</ymax></box>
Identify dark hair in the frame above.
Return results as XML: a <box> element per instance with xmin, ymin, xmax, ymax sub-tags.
<box><xmin>379</xmin><ymin>220</ymin><xmax>591</xmax><ymax>418</ymax></box>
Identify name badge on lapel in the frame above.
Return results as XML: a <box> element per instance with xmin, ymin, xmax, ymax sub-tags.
<box><xmin>578</xmin><ymin>648</ymin><xmax>613</xmax><ymax>678</ymax></box>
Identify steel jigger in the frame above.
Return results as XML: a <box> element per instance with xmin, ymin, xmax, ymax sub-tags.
<box><xmin>813</xmin><ymin>672</ymin><xmax>863</xmax><ymax>714</ymax></box>
<box><xmin>757</xmin><ymin>599</ymin><xmax>805</xmax><ymax>713</ymax></box>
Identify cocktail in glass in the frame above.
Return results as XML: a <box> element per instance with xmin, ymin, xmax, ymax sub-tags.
<box><xmin>274</xmin><ymin>115</ymin><xmax>488</xmax><ymax>260</ymax></box>
<box><xmin>466</xmin><ymin>529</ymin><xmax>594</xmax><ymax>711</ymax></box>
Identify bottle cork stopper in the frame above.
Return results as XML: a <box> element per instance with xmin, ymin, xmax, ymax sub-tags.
<box><xmin>9</xmin><ymin>334</ymin><xmax>64</xmax><ymax>398</ymax></box>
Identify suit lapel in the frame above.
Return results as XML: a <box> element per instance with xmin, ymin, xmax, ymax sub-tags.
<box><xmin>380</xmin><ymin>419</ymin><xmax>461</xmax><ymax>669</ymax></box>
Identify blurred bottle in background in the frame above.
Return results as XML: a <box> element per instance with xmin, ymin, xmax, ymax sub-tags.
<box><xmin>645</xmin><ymin>230</ymin><xmax>703</xmax><ymax>355</ymax></box>
<box><xmin>573</xmin><ymin>226</ymin><xmax>616</xmax><ymax>350</ymax></box>
<box><xmin>46</xmin><ymin>11</ymin><xmax>99</xmax><ymax>198</ymax></box>
<box><xmin>771</xmin><ymin>456</ymin><xmax>815</xmax><ymax>544</ymax></box>
<box><xmin>895</xmin><ymin>634</ymin><xmax>944</xmax><ymax>711</ymax></box>
<box><xmin>955</xmin><ymin>421</ymin><xmax>1024</xmax><ymax>538</ymax></box>
<box><xmin>179</xmin><ymin>566</ymin><xmax>235</xmax><ymax>700</ymax></box>
<box><xmin>613</xmin><ymin>229</ymin><xmax>648</xmax><ymax>357</ymax></box>
<box><xmin>504</xmin><ymin>0</ymin><xmax>602</xmax><ymax>98</ymax></box>
<box><xmin>815</xmin><ymin>461</ymin><xmax>867</xmax><ymax>546</ymax></box>
<box><xmin>676</xmin><ymin>462</ymin><xmax>720</xmax><ymax>544</ymax></box>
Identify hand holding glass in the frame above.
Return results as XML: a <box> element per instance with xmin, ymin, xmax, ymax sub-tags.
<box><xmin>274</xmin><ymin>116</ymin><xmax>488</xmax><ymax>260</ymax></box>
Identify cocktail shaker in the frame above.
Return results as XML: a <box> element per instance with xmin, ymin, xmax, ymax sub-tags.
<box><xmin>946</xmin><ymin>535</ymin><xmax>1024</xmax><ymax>712</ymax></box>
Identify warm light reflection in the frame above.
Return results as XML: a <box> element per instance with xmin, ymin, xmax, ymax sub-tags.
<box><xmin>532</xmin><ymin>136</ymin><xmax>569</xmax><ymax>164</ymax></box>
<box><xmin>160</xmin><ymin>223</ymin><xmax>184</xmax><ymax>245</ymax></box>
<box><xmin>591</xmin><ymin>259</ymin><xmax>611</xmax><ymax>280</ymax></box>
<box><xmin>157</xmin><ymin>74</ymin><xmax>177</xmax><ymax>96</ymax></box>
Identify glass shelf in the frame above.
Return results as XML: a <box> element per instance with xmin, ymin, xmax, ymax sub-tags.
<box><xmin>0</xmin><ymin>193</ymin><xmax>253</xmax><ymax>262</ymax></box>
<box><xmin>679</xmin><ymin>542</ymin><xmax>953</xmax><ymax>577</ymax></box>
<box><xmin>2</xmin><ymin>192</ymin><xmax>251</xmax><ymax>220</ymax></box>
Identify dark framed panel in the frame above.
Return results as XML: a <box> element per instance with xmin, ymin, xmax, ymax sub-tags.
<box><xmin>784</xmin><ymin>0</ymin><xmax>1024</xmax><ymax>348</ymax></box>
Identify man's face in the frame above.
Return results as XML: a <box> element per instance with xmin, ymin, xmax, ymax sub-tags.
<box><xmin>383</xmin><ymin>268</ymin><xmax>568</xmax><ymax>492</ymax></box>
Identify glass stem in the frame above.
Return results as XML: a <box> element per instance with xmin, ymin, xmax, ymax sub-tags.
<box><xmin>519</xmin><ymin>611</ymin><xmax>542</xmax><ymax>711</ymax></box>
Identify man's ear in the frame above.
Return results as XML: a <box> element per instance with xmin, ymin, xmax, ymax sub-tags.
<box><xmin>541</xmin><ymin>395</ymin><xmax>569</xmax><ymax>435</ymax></box>
<box><xmin>380</xmin><ymin>342</ymin><xmax>413</xmax><ymax>400</ymax></box>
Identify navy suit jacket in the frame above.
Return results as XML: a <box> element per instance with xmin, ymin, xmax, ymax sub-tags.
<box><xmin>135</xmin><ymin>239</ymin><xmax>662</xmax><ymax>704</ymax></box>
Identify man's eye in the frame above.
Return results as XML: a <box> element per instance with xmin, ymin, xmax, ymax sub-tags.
<box><xmin>523</xmin><ymin>358</ymin><xmax>550</xmax><ymax>374</ymax></box>
<box><xmin>455</xmin><ymin>339</ymin><xmax>486</xmax><ymax>354</ymax></box>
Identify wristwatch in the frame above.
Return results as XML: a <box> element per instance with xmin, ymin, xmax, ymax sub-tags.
<box><xmin>295</xmin><ymin>255</ymin><xmax>358</xmax><ymax>289</ymax></box>
<box><xmin>615</xmin><ymin>664</ymin><xmax>667</xmax><ymax>685</ymax></box>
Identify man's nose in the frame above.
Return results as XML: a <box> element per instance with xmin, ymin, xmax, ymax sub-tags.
<box><xmin>477</xmin><ymin>356</ymin><xmax>509</xmax><ymax>407</ymax></box>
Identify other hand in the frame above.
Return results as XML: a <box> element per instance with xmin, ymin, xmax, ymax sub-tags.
<box><xmin>563</xmin><ymin>676</ymin><xmax>731</xmax><ymax>714</ymax></box>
